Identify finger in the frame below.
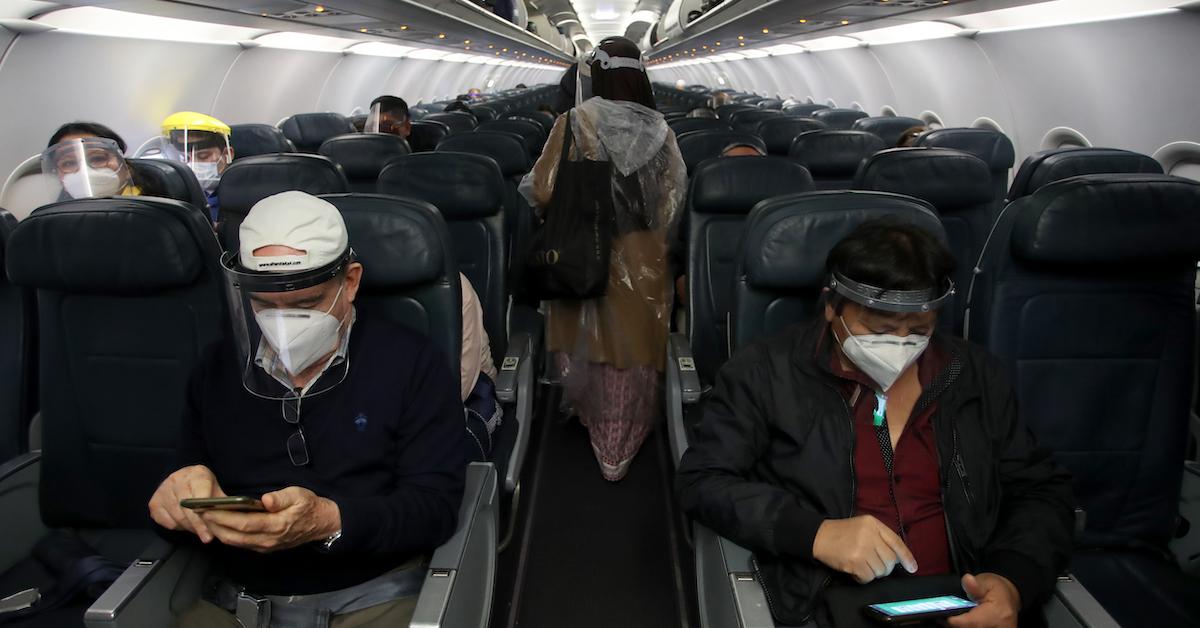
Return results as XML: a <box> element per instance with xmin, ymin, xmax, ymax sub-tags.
<box><xmin>877</xmin><ymin>525</ymin><xmax>918</xmax><ymax>573</ymax></box>
<box><xmin>201</xmin><ymin>510</ymin><xmax>276</xmax><ymax>533</ymax></box>
<box><xmin>262</xmin><ymin>488</ymin><xmax>296</xmax><ymax>512</ymax></box>
<box><xmin>865</xmin><ymin>552</ymin><xmax>888</xmax><ymax>580</ymax></box>
<box><xmin>182</xmin><ymin>509</ymin><xmax>214</xmax><ymax>543</ymax></box>
<box><xmin>872</xmin><ymin>542</ymin><xmax>900</xmax><ymax>578</ymax></box>
<box><xmin>206</xmin><ymin>520</ymin><xmax>281</xmax><ymax>553</ymax></box>
<box><xmin>946</xmin><ymin>605</ymin><xmax>986</xmax><ymax>627</ymax></box>
<box><xmin>186</xmin><ymin>473</ymin><xmax>214</xmax><ymax>500</ymax></box>
<box><xmin>961</xmin><ymin>573</ymin><xmax>985</xmax><ymax>601</ymax></box>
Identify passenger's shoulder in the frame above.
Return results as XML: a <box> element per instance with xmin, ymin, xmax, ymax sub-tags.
<box><xmin>719</xmin><ymin>323</ymin><xmax>812</xmax><ymax>378</ymax></box>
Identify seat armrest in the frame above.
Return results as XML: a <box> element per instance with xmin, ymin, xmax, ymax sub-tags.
<box><xmin>85</xmin><ymin>541</ymin><xmax>210</xmax><ymax>627</ymax></box>
<box><xmin>497</xmin><ymin>331</ymin><xmax>538</xmax><ymax>494</ymax></box>
<box><xmin>411</xmin><ymin>462</ymin><xmax>497</xmax><ymax>628</ymax></box>
<box><xmin>1047</xmin><ymin>574</ymin><xmax>1120</xmax><ymax>628</ymax></box>
<box><xmin>0</xmin><ymin>452</ymin><xmax>45</xmax><ymax>576</ymax></box>
<box><xmin>666</xmin><ymin>334</ymin><xmax>701</xmax><ymax>465</ymax></box>
<box><xmin>694</xmin><ymin>524</ymin><xmax>776</xmax><ymax>628</ymax></box>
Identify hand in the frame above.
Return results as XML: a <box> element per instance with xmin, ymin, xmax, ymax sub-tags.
<box><xmin>200</xmin><ymin>486</ymin><xmax>341</xmax><ymax>554</ymax></box>
<box><xmin>148</xmin><ymin>465</ymin><xmax>226</xmax><ymax>543</ymax></box>
<box><xmin>812</xmin><ymin>515</ymin><xmax>917</xmax><ymax>584</ymax></box>
<box><xmin>947</xmin><ymin>573</ymin><xmax>1020</xmax><ymax>628</ymax></box>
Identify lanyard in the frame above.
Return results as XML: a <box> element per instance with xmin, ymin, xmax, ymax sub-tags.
<box><xmin>873</xmin><ymin>392</ymin><xmax>887</xmax><ymax>427</ymax></box>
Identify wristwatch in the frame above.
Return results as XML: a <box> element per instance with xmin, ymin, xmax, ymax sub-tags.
<box><xmin>320</xmin><ymin>530</ymin><xmax>342</xmax><ymax>552</ymax></box>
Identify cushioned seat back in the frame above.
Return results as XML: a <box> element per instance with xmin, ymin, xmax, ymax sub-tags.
<box><xmin>789</xmin><ymin>130</ymin><xmax>886</xmax><ymax>190</ymax></box>
<box><xmin>278</xmin><ymin>113</ymin><xmax>356</xmax><ymax>153</ymax></box>
<box><xmin>408</xmin><ymin>120</ymin><xmax>451</xmax><ymax>153</ymax></box>
<box><xmin>349</xmin><ymin>113</ymin><xmax>367</xmax><ymax>132</ymax></box>
<box><xmin>965</xmin><ymin>174</ymin><xmax>1200</xmax><ymax>547</ymax></box>
<box><xmin>473</xmin><ymin>106</ymin><xmax>498</xmax><ymax>123</ymax></box>
<box><xmin>756</xmin><ymin>117</ymin><xmax>827</xmax><ymax>156</ymax></box>
<box><xmin>424</xmin><ymin>112</ymin><xmax>477</xmax><ymax>134</ymax></box>
<box><xmin>127</xmin><ymin>158</ymin><xmax>208</xmax><ymax>212</ymax></box>
<box><xmin>436</xmin><ymin>131</ymin><xmax>532</xmax><ymax>262</ymax></box>
<box><xmin>477</xmin><ymin>119</ymin><xmax>547</xmax><ymax>159</ymax></box>
<box><xmin>853</xmin><ymin>147</ymin><xmax>994</xmax><ymax>332</ymax></box>
<box><xmin>677</xmin><ymin>131</ymin><xmax>767</xmax><ymax>174</ymax></box>
<box><xmin>318</xmin><ymin>133</ymin><xmax>411</xmax><ymax>193</ymax></box>
<box><xmin>669</xmin><ymin>118</ymin><xmax>731</xmax><ymax>136</ymax></box>
<box><xmin>0</xmin><ymin>209</ymin><xmax>34</xmax><ymax>461</ymax></box>
<box><xmin>1008</xmin><ymin>147</ymin><xmax>1162</xmax><ymax>202</ymax></box>
<box><xmin>321</xmin><ymin>194</ymin><xmax>461</xmax><ymax>376</ymax></box>
<box><xmin>216</xmin><ymin>154</ymin><xmax>348</xmax><ymax>251</ymax></box>
<box><xmin>783</xmin><ymin>103</ymin><xmax>829</xmax><ymax>117</ymax></box>
<box><xmin>852</xmin><ymin>116</ymin><xmax>927</xmax><ymax>146</ymax></box>
<box><xmin>229</xmin><ymin>124</ymin><xmax>295</xmax><ymax>159</ymax></box>
<box><xmin>716</xmin><ymin>104</ymin><xmax>755</xmax><ymax>121</ymax></box>
<box><xmin>733</xmin><ymin>191</ymin><xmax>943</xmax><ymax>350</ymax></box>
<box><xmin>757</xmin><ymin>99</ymin><xmax>784</xmax><ymax>110</ymax></box>
<box><xmin>915</xmin><ymin>128</ymin><xmax>1015</xmax><ymax>203</ymax></box>
<box><xmin>6</xmin><ymin>198</ymin><xmax>226</xmax><ymax>527</ymax></box>
<box><xmin>686</xmin><ymin>157</ymin><xmax>816</xmax><ymax>381</ymax></box>
<box><xmin>505</xmin><ymin>110</ymin><xmax>555</xmax><ymax>134</ymax></box>
<box><xmin>377</xmin><ymin>154</ymin><xmax>507</xmax><ymax>357</ymax></box>
<box><xmin>813</xmin><ymin>108</ymin><xmax>869</xmax><ymax>130</ymax></box>
<box><xmin>729</xmin><ymin>110</ymin><xmax>781</xmax><ymax>133</ymax></box>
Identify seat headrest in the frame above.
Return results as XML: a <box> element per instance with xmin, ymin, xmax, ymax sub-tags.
<box><xmin>437</xmin><ymin>131</ymin><xmax>532</xmax><ymax>177</ymax></box>
<box><xmin>851</xmin><ymin>116</ymin><xmax>926</xmax><ymax>146</ymax></box>
<box><xmin>1009</xmin><ymin>147</ymin><xmax>1163</xmax><ymax>201</ymax></box>
<box><xmin>668</xmin><ymin>118</ymin><xmax>731</xmax><ymax>136</ymax></box>
<box><xmin>757</xmin><ymin>118</ymin><xmax>827</xmax><ymax>155</ymax></box>
<box><xmin>217</xmin><ymin>154</ymin><xmax>348</xmax><ymax>219</ymax></box>
<box><xmin>127</xmin><ymin>158</ymin><xmax>206</xmax><ymax>210</ymax></box>
<box><xmin>318</xmin><ymin>134</ymin><xmax>411</xmax><ymax>181</ymax></box>
<box><xmin>729</xmin><ymin>110</ymin><xmax>780</xmax><ymax>129</ymax></box>
<box><xmin>424</xmin><ymin>112</ymin><xmax>477</xmax><ymax>133</ymax></box>
<box><xmin>783</xmin><ymin>104</ymin><xmax>830</xmax><ymax>117</ymax></box>
<box><xmin>408</xmin><ymin>120</ymin><xmax>451</xmax><ymax>152</ymax></box>
<box><xmin>319</xmin><ymin>194</ymin><xmax>449</xmax><ymax>288</ymax></box>
<box><xmin>812</xmin><ymin>108</ymin><xmax>869</xmax><ymax>130</ymax></box>
<box><xmin>716</xmin><ymin>104</ymin><xmax>756</xmax><ymax>120</ymax></box>
<box><xmin>915</xmin><ymin>128</ymin><xmax>1014</xmax><ymax>172</ymax></box>
<box><xmin>230</xmin><ymin>124</ymin><xmax>294</xmax><ymax>158</ymax></box>
<box><xmin>854</xmin><ymin>148</ymin><xmax>994</xmax><ymax>210</ymax></box>
<box><xmin>677</xmin><ymin>131</ymin><xmax>767</xmax><ymax>173</ymax></box>
<box><xmin>7</xmin><ymin>198</ymin><xmax>209</xmax><ymax>293</ymax></box>
<box><xmin>378</xmin><ymin>152</ymin><xmax>505</xmax><ymax>219</ymax></box>
<box><xmin>278</xmin><ymin>113</ymin><xmax>356</xmax><ymax>152</ymax></box>
<box><xmin>689</xmin><ymin>157</ymin><xmax>814</xmax><ymax>215</ymax></box>
<box><xmin>789</xmin><ymin>130</ymin><xmax>886</xmax><ymax>177</ymax></box>
<box><xmin>1010</xmin><ymin>174</ymin><xmax>1200</xmax><ymax>268</ymax></box>
<box><xmin>742</xmin><ymin>191</ymin><xmax>943</xmax><ymax>289</ymax></box>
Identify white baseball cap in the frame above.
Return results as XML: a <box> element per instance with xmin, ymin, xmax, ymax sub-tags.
<box><xmin>238</xmin><ymin>191</ymin><xmax>348</xmax><ymax>273</ymax></box>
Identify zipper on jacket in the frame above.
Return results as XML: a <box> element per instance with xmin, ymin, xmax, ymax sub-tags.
<box><xmin>951</xmin><ymin>425</ymin><xmax>977</xmax><ymax>509</ymax></box>
<box><xmin>750</xmin><ymin>555</ymin><xmax>784</xmax><ymax>621</ymax></box>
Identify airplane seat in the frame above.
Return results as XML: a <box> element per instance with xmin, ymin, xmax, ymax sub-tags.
<box><xmin>668</xmin><ymin>117</ymin><xmax>731</xmax><ymax>136</ymax></box>
<box><xmin>783</xmin><ymin>103</ymin><xmax>829</xmax><ymax>117</ymax></box>
<box><xmin>317</xmin><ymin>133</ymin><xmax>411</xmax><ymax>194</ymax></box>
<box><xmin>473</xmin><ymin>106</ymin><xmax>498</xmax><ymax>123</ymax></box>
<box><xmin>852</xmin><ymin>116</ymin><xmax>927</xmax><ymax>146</ymax></box>
<box><xmin>0</xmin><ymin>155</ymin><xmax>58</xmax><ymax>221</ymax></box>
<box><xmin>756</xmin><ymin>98</ymin><xmax>784</xmax><ymax>110</ymax></box>
<box><xmin>215</xmin><ymin>154</ymin><xmax>348</xmax><ymax>251</ymax></box>
<box><xmin>0</xmin><ymin>197</ymin><xmax>225</xmax><ymax>627</ymax></box>
<box><xmin>409</xmin><ymin>120</ymin><xmax>452</xmax><ymax>153</ymax></box>
<box><xmin>504</xmin><ymin>110</ymin><xmax>555</xmax><ymax>135</ymax></box>
<box><xmin>477</xmin><ymin>119</ymin><xmax>547</xmax><ymax>160</ymax></box>
<box><xmin>715</xmin><ymin>104</ymin><xmax>755</xmax><ymax>121</ymax></box>
<box><xmin>1007</xmin><ymin>147</ymin><xmax>1162</xmax><ymax>201</ymax></box>
<box><xmin>348</xmin><ymin>113</ymin><xmax>367</xmax><ymax>132</ymax></box>
<box><xmin>424</xmin><ymin>112</ymin><xmax>478</xmax><ymax>134</ymax></box>
<box><xmin>676</xmin><ymin>130</ymin><xmax>767</xmax><ymax>174</ymax></box>
<box><xmin>852</xmin><ymin>147</ymin><xmax>995</xmax><ymax>333</ymax></box>
<box><xmin>0</xmin><ymin>209</ymin><xmax>34</xmax><ymax>463</ymax></box>
<box><xmin>965</xmin><ymin>173</ymin><xmax>1200</xmax><ymax>628</ymax></box>
<box><xmin>915</xmin><ymin>127</ymin><xmax>1015</xmax><ymax>203</ymax></box>
<box><xmin>728</xmin><ymin>109</ymin><xmax>780</xmax><ymax>133</ymax></box>
<box><xmin>788</xmin><ymin>130</ymin><xmax>887</xmax><ymax>190</ymax></box>
<box><xmin>812</xmin><ymin>108</ymin><xmax>870</xmax><ymax>130</ymax></box>
<box><xmin>228</xmin><ymin>123</ymin><xmax>295</xmax><ymax>159</ymax></box>
<box><xmin>755</xmin><ymin>117</ymin><xmax>827</xmax><ymax>156</ymax></box>
<box><xmin>277</xmin><ymin>112</ymin><xmax>356</xmax><ymax>153</ymax></box>
<box><xmin>125</xmin><ymin>158</ymin><xmax>208</xmax><ymax>212</ymax></box>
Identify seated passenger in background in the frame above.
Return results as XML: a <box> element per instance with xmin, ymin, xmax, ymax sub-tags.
<box><xmin>676</xmin><ymin>220</ymin><xmax>1074</xmax><ymax>628</ymax></box>
<box><xmin>444</xmin><ymin>99</ymin><xmax>477</xmax><ymax>121</ymax></box>
<box><xmin>42</xmin><ymin>122</ymin><xmax>144</xmax><ymax>199</ymax></box>
<box><xmin>687</xmin><ymin>107</ymin><xmax>718</xmax><ymax>119</ymax></box>
<box><xmin>721</xmin><ymin>142</ymin><xmax>766</xmax><ymax>157</ymax></box>
<box><xmin>149</xmin><ymin>191</ymin><xmax>465</xmax><ymax>627</ymax></box>
<box><xmin>367</xmin><ymin>95</ymin><xmax>412</xmax><ymax>139</ymax></box>
<box><xmin>709</xmin><ymin>91</ymin><xmax>734</xmax><ymax>109</ymax></box>
<box><xmin>897</xmin><ymin>125</ymin><xmax>927</xmax><ymax>147</ymax></box>
<box><xmin>461</xmin><ymin>274</ymin><xmax>501</xmax><ymax>462</ymax></box>
<box><xmin>161</xmin><ymin>111</ymin><xmax>234</xmax><ymax>223</ymax></box>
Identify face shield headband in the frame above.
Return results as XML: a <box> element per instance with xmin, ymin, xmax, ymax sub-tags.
<box><xmin>577</xmin><ymin>46</ymin><xmax>647</xmax><ymax>105</ymax></box>
<box><xmin>221</xmin><ymin>247</ymin><xmax>355</xmax><ymax>293</ymax></box>
<box><xmin>828</xmin><ymin>271</ymin><xmax>955</xmax><ymax>314</ymax></box>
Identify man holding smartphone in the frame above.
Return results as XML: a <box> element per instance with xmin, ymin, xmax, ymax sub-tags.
<box><xmin>147</xmin><ymin>191</ymin><xmax>466</xmax><ymax>626</ymax></box>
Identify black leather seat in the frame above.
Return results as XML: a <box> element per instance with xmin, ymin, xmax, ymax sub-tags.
<box><xmin>277</xmin><ymin>113</ymin><xmax>356</xmax><ymax>153</ymax></box>
<box><xmin>755</xmin><ymin>117</ymin><xmax>827</xmax><ymax>156</ymax></box>
<box><xmin>409</xmin><ymin>120</ymin><xmax>451</xmax><ymax>153</ymax></box>
<box><xmin>756</xmin><ymin>99</ymin><xmax>784</xmax><ymax>110</ymax></box>
<box><xmin>964</xmin><ymin>174</ymin><xmax>1200</xmax><ymax>628</ymax></box>
<box><xmin>783</xmin><ymin>103</ymin><xmax>829</xmax><ymax>117</ymax></box>
<box><xmin>677</xmin><ymin>130</ymin><xmax>767</xmax><ymax>174</ymax></box>
<box><xmin>504</xmin><ymin>110</ymin><xmax>555</xmax><ymax>135</ymax></box>
<box><xmin>685</xmin><ymin>157</ymin><xmax>815</xmax><ymax>382</ymax></box>
<box><xmin>435</xmin><ymin>131</ymin><xmax>533</xmax><ymax>266</ymax></box>
<box><xmin>318</xmin><ymin>133</ymin><xmax>411</xmax><ymax>193</ymax></box>
<box><xmin>0</xmin><ymin>209</ymin><xmax>34</xmax><ymax>462</ymax></box>
<box><xmin>127</xmin><ymin>158</ymin><xmax>208</xmax><ymax>213</ymax></box>
<box><xmin>229</xmin><ymin>124</ymin><xmax>295</xmax><ymax>159</ymax></box>
<box><xmin>915</xmin><ymin>128</ymin><xmax>1015</xmax><ymax>203</ymax></box>
<box><xmin>473</xmin><ymin>106</ymin><xmax>499</xmax><ymax>123</ymax></box>
<box><xmin>716</xmin><ymin>104</ymin><xmax>756</xmax><ymax>121</ymax></box>
<box><xmin>216</xmin><ymin>154</ymin><xmax>348</xmax><ymax>250</ymax></box>
<box><xmin>788</xmin><ymin>130</ymin><xmax>886</xmax><ymax>190</ymax></box>
<box><xmin>1</xmin><ymin>197</ymin><xmax>226</xmax><ymax>627</ymax></box>
<box><xmin>812</xmin><ymin>108</ymin><xmax>869</xmax><ymax>130</ymax></box>
<box><xmin>1007</xmin><ymin>147</ymin><xmax>1162</xmax><ymax>201</ymax></box>
<box><xmin>477</xmin><ymin>119</ymin><xmax>547</xmax><ymax>159</ymax></box>
<box><xmin>424</xmin><ymin>112</ymin><xmax>477</xmax><ymax>134</ymax></box>
<box><xmin>853</xmin><ymin>147</ymin><xmax>994</xmax><ymax>332</ymax></box>
<box><xmin>731</xmin><ymin>191</ymin><xmax>944</xmax><ymax>350</ymax></box>
<box><xmin>728</xmin><ymin>110</ymin><xmax>780</xmax><ymax>133</ymax></box>
<box><xmin>852</xmin><ymin>116</ymin><xmax>926</xmax><ymax>146</ymax></box>
<box><xmin>669</xmin><ymin>117</ymin><xmax>731</xmax><ymax>136</ymax></box>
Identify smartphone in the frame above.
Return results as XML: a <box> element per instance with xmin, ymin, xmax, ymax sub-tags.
<box><xmin>180</xmin><ymin>496</ymin><xmax>266</xmax><ymax>512</ymax></box>
<box><xmin>864</xmin><ymin>595</ymin><xmax>977</xmax><ymax>623</ymax></box>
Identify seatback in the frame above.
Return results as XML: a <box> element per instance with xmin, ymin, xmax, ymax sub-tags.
<box><xmin>783</xmin><ymin>103</ymin><xmax>829</xmax><ymax>117</ymax></box>
<box><xmin>669</xmin><ymin>118</ymin><xmax>731</xmax><ymax>136</ymax></box>
<box><xmin>435</xmin><ymin>131</ymin><xmax>532</xmax><ymax>264</ymax></box>
<box><xmin>277</xmin><ymin>113</ymin><xmax>357</xmax><ymax>153</ymax></box>
<box><xmin>1008</xmin><ymin>147</ymin><xmax>1162</xmax><ymax>201</ymax></box>
<box><xmin>425</xmin><ymin>112</ymin><xmax>478</xmax><ymax>134</ymax></box>
<box><xmin>377</xmin><ymin>153</ymin><xmax>508</xmax><ymax>358</ymax></box>
<box><xmin>732</xmin><ymin>191</ymin><xmax>944</xmax><ymax>350</ymax></box>
<box><xmin>852</xmin><ymin>116</ymin><xmax>927</xmax><ymax>146</ymax></box>
<box><xmin>716</xmin><ymin>104</ymin><xmax>755</xmax><ymax>121</ymax></box>
<box><xmin>505</xmin><ymin>110</ymin><xmax>555</xmax><ymax>135</ymax></box>
<box><xmin>915</xmin><ymin>128</ymin><xmax>1015</xmax><ymax>203</ymax></box>
<box><xmin>728</xmin><ymin>110</ymin><xmax>780</xmax><ymax>133</ymax></box>
<box><xmin>756</xmin><ymin>117</ymin><xmax>827</xmax><ymax>156</ymax></box>
<box><xmin>853</xmin><ymin>147</ymin><xmax>995</xmax><ymax>332</ymax></box>
<box><xmin>216</xmin><ymin>154</ymin><xmax>348</xmax><ymax>250</ymax></box>
<box><xmin>677</xmin><ymin>131</ymin><xmax>767</xmax><ymax>174</ymax></box>
<box><xmin>230</xmin><ymin>123</ymin><xmax>295</xmax><ymax>159</ymax></box>
<box><xmin>6</xmin><ymin>197</ymin><xmax>226</xmax><ymax>528</ymax></box>
<box><xmin>0</xmin><ymin>209</ymin><xmax>34</xmax><ymax>461</ymax></box>
<box><xmin>322</xmin><ymin>194</ymin><xmax>462</xmax><ymax>377</ymax></box>
<box><xmin>757</xmin><ymin>99</ymin><xmax>784</xmax><ymax>110</ymax></box>
<box><xmin>409</xmin><ymin>120</ymin><xmax>451</xmax><ymax>153</ymax></box>
<box><xmin>477</xmin><ymin>119</ymin><xmax>547</xmax><ymax>159</ymax></box>
<box><xmin>789</xmin><ymin>130</ymin><xmax>886</xmax><ymax>190</ymax></box>
<box><xmin>473</xmin><ymin>106</ymin><xmax>498</xmax><ymax>123</ymax></box>
<box><xmin>686</xmin><ymin>157</ymin><xmax>815</xmax><ymax>380</ymax></box>
<box><xmin>349</xmin><ymin>113</ymin><xmax>367</xmax><ymax>132</ymax></box>
<box><xmin>965</xmin><ymin>174</ymin><xmax>1200</xmax><ymax>547</ymax></box>
<box><xmin>318</xmin><ymin>133</ymin><xmax>411</xmax><ymax>193</ymax></box>
<box><xmin>127</xmin><ymin>158</ymin><xmax>208</xmax><ymax>211</ymax></box>
<box><xmin>811</xmin><ymin>108</ymin><xmax>868</xmax><ymax>131</ymax></box>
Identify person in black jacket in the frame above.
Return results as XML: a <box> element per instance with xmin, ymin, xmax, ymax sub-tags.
<box><xmin>676</xmin><ymin>219</ymin><xmax>1074</xmax><ymax>628</ymax></box>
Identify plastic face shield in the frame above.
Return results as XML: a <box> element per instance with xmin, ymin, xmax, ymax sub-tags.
<box><xmin>828</xmin><ymin>271</ymin><xmax>955</xmax><ymax>314</ymax></box>
<box><xmin>163</xmin><ymin>128</ymin><xmax>231</xmax><ymax>172</ymax></box>
<box><xmin>576</xmin><ymin>47</ymin><xmax>647</xmax><ymax>106</ymax></box>
<box><xmin>40</xmin><ymin>137</ymin><xmax>133</xmax><ymax>200</ymax></box>
<box><xmin>364</xmin><ymin>102</ymin><xmax>408</xmax><ymax>136</ymax></box>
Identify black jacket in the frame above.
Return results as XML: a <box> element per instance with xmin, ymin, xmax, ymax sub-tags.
<box><xmin>676</xmin><ymin>322</ymin><xmax>1074</xmax><ymax>625</ymax></box>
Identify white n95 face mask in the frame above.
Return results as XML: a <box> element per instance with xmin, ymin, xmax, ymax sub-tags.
<box><xmin>839</xmin><ymin>317</ymin><xmax>929</xmax><ymax>392</ymax></box>
<box><xmin>189</xmin><ymin>161</ymin><xmax>221</xmax><ymax>195</ymax></box>
<box><xmin>62</xmin><ymin>166</ymin><xmax>123</xmax><ymax>199</ymax></box>
<box><xmin>254</xmin><ymin>285</ymin><xmax>344</xmax><ymax>376</ymax></box>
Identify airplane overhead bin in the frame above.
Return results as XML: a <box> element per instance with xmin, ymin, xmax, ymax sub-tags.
<box><xmin>659</xmin><ymin>0</ymin><xmax>706</xmax><ymax>41</ymax></box>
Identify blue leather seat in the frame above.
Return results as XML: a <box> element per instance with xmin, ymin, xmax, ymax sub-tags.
<box><xmin>915</xmin><ymin>128</ymin><xmax>1015</xmax><ymax>203</ymax></box>
<box><xmin>782</xmin><ymin>103</ymin><xmax>829</xmax><ymax>117</ymax></box>
<box><xmin>677</xmin><ymin>130</ymin><xmax>767</xmax><ymax>174</ymax></box>
<box><xmin>277</xmin><ymin>112</ymin><xmax>356</xmax><ymax>153</ymax></box>
<box><xmin>812</xmin><ymin>108</ymin><xmax>869</xmax><ymax>130</ymax></box>
<box><xmin>668</xmin><ymin>117</ymin><xmax>731</xmax><ymax>136</ymax></box>
<box><xmin>0</xmin><ymin>209</ymin><xmax>34</xmax><ymax>463</ymax></box>
<box><xmin>424</xmin><ymin>112</ymin><xmax>477</xmax><ymax>134</ymax></box>
<box><xmin>477</xmin><ymin>119</ymin><xmax>547</xmax><ymax>160</ymax></box>
<box><xmin>503</xmin><ymin>110</ymin><xmax>555</xmax><ymax>135</ymax></box>
<box><xmin>716</xmin><ymin>104</ymin><xmax>756</xmax><ymax>121</ymax></box>
<box><xmin>229</xmin><ymin>123</ymin><xmax>295</xmax><ymax>159</ymax></box>
<box><xmin>1007</xmin><ymin>147</ymin><xmax>1162</xmax><ymax>201</ymax></box>
<box><xmin>755</xmin><ymin>117</ymin><xmax>827</xmax><ymax>156</ymax></box>
<box><xmin>852</xmin><ymin>116</ymin><xmax>926</xmax><ymax>146</ymax></box>
<box><xmin>728</xmin><ymin>109</ymin><xmax>781</xmax><ymax>133</ymax></box>
<box><xmin>318</xmin><ymin>133</ymin><xmax>411</xmax><ymax>194</ymax></box>
<box><xmin>788</xmin><ymin>130</ymin><xmax>886</xmax><ymax>190</ymax></box>
<box><xmin>756</xmin><ymin>99</ymin><xmax>784</xmax><ymax>110</ymax></box>
<box><xmin>127</xmin><ymin>158</ymin><xmax>208</xmax><ymax>213</ymax></box>
<box><xmin>216</xmin><ymin>154</ymin><xmax>348</xmax><ymax>250</ymax></box>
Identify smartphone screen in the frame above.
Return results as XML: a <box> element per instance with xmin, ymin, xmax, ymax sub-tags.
<box><xmin>180</xmin><ymin>496</ymin><xmax>266</xmax><ymax>512</ymax></box>
<box><xmin>867</xmin><ymin>595</ymin><xmax>977</xmax><ymax>621</ymax></box>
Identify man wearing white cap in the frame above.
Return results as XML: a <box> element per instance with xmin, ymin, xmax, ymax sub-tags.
<box><xmin>148</xmin><ymin>191</ymin><xmax>466</xmax><ymax>627</ymax></box>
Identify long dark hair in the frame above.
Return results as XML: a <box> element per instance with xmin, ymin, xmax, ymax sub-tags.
<box><xmin>590</xmin><ymin>37</ymin><xmax>656</xmax><ymax>111</ymax></box>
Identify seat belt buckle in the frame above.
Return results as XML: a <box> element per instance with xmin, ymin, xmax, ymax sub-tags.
<box><xmin>0</xmin><ymin>588</ymin><xmax>40</xmax><ymax>614</ymax></box>
<box><xmin>235</xmin><ymin>591</ymin><xmax>271</xmax><ymax>628</ymax></box>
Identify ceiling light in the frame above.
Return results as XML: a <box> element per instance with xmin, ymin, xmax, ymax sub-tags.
<box><xmin>437</xmin><ymin>33</ymin><xmax>445</xmax><ymax>38</ymax></box>
<box><xmin>464</xmin><ymin>39</ymin><xmax>471</xmax><ymax>44</ymax></box>
<box><xmin>314</xmin><ymin>5</ymin><xmax>325</xmax><ymax>13</ymax></box>
<box><xmin>841</xmin><ymin>20</ymin><xmax>850</xmax><ymax>25</ymax></box>
<box><xmin>799</xmin><ymin>19</ymin><xmax>808</xmax><ymax>24</ymax></box>
<box><xmin>350</xmin><ymin>42</ymin><xmax>415</xmax><ymax>57</ymax></box>
<box><xmin>255</xmin><ymin>31</ymin><xmax>357</xmax><ymax>51</ymax></box>
<box><xmin>399</xmin><ymin>25</ymin><xmax>408</xmax><ymax>30</ymax></box>
<box><xmin>762</xmin><ymin>28</ymin><xmax>769</xmax><ymax>33</ymax></box>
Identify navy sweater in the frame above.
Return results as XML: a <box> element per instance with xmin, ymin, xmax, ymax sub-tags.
<box><xmin>174</xmin><ymin>307</ymin><xmax>466</xmax><ymax>594</ymax></box>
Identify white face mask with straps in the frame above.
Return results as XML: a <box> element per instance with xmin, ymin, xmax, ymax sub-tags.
<box><xmin>255</xmin><ymin>284</ymin><xmax>345</xmax><ymax>376</ymax></box>
<box><xmin>838</xmin><ymin>317</ymin><xmax>929</xmax><ymax>392</ymax></box>
<box><xmin>62</xmin><ymin>166</ymin><xmax>123</xmax><ymax>198</ymax></box>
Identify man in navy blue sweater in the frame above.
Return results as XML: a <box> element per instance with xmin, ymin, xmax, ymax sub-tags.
<box><xmin>148</xmin><ymin>191</ymin><xmax>466</xmax><ymax>626</ymax></box>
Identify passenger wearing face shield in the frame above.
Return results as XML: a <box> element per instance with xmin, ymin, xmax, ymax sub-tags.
<box><xmin>148</xmin><ymin>191</ymin><xmax>465</xmax><ymax>627</ymax></box>
<box><xmin>365</xmin><ymin>95</ymin><xmax>411</xmax><ymax>139</ymax></box>
<box><xmin>161</xmin><ymin>111</ymin><xmax>234</xmax><ymax>223</ymax></box>
<box><xmin>42</xmin><ymin>123</ymin><xmax>143</xmax><ymax>200</ymax></box>
<box><xmin>676</xmin><ymin>220</ymin><xmax>1074</xmax><ymax>628</ymax></box>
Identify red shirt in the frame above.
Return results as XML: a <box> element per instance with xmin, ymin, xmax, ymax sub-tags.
<box><xmin>827</xmin><ymin>332</ymin><xmax>952</xmax><ymax>576</ymax></box>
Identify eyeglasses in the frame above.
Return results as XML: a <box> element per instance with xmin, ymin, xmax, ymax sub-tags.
<box><xmin>281</xmin><ymin>389</ymin><xmax>310</xmax><ymax>466</ymax></box>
